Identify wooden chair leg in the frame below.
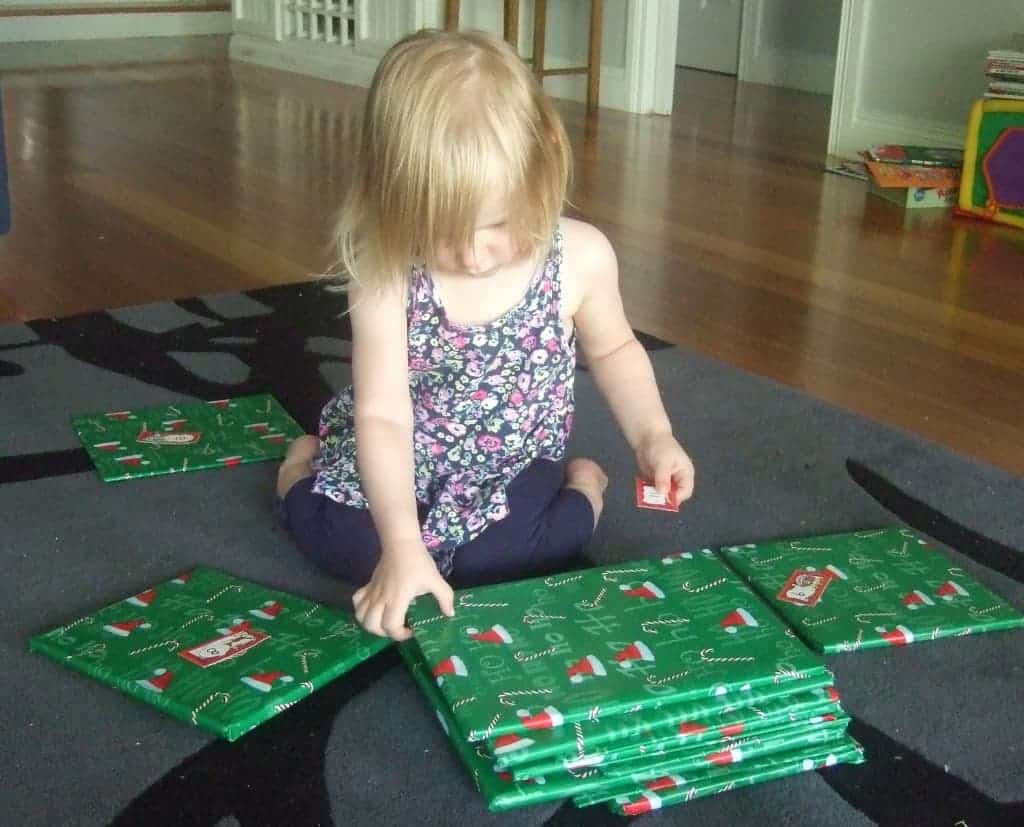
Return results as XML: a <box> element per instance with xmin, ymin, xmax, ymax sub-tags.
<box><xmin>504</xmin><ymin>0</ymin><xmax>519</xmax><ymax>50</ymax></box>
<box><xmin>532</xmin><ymin>0</ymin><xmax>547</xmax><ymax>77</ymax></box>
<box><xmin>587</xmin><ymin>0</ymin><xmax>603</xmax><ymax>108</ymax></box>
<box><xmin>445</xmin><ymin>0</ymin><xmax>460</xmax><ymax>31</ymax></box>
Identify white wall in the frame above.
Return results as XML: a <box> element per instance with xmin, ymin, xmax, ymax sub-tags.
<box><xmin>738</xmin><ymin>0</ymin><xmax>841</xmax><ymax>95</ymax></box>
<box><xmin>676</xmin><ymin>0</ymin><xmax>741</xmax><ymax>75</ymax></box>
<box><xmin>0</xmin><ymin>1</ymin><xmax>231</xmax><ymax>43</ymax></box>
<box><xmin>231</xmin><ymin>0</ymin><xmax>676</xmax><ymax>114</ymax></box>
<box><xmin>829</xmin><ymin>0</ymin><xmax>1024</xmax><ymax>157</ymax></box>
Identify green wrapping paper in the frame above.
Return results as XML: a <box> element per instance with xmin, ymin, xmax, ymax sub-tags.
<box><xmin>581</xmin><ymin>715</ymin><xmax>851</xmax><ymax>796</ymax></box>
<box><xmin>398</xmin><ymin>640</ymin><xmax>619</xmax><ymax>810</ymax></box>
<box><xmin>720</xmin><ymin>527</ymin><xmax>1024</xmax><ymax>654</ymax></box>
<box><xmin>577</xmin><ymin>736</ymin><xmax>866</xmax><ymax>815</ymax></box>
<box><xmin>510</xmin><ymin>687</ymin><xmax>843</xmax><ymax>781</ymax></box>
<box><xmin>402</xmin><ymin>639</ymin><xmax>844</xmax><ymax>811</ymax></box>
<box><xmin>407</xmin><ymin>550</ymin><xmax>829</xmax><ymax>744</ymax></box>
<box><xmin>73</xmin><ymin>393</ymin><xmax>304</xmax><ymax>482</ymax></box>
<box><xmin>29</xmin><ymin>567</ymin><xmax>390</xmax><ymax>740</ymax></box>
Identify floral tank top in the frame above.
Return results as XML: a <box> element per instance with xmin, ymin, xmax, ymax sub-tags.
<box><xmin>312</xmin><ymin>228</ymin><xmax>575</xmax><ymax>575</ymax></box>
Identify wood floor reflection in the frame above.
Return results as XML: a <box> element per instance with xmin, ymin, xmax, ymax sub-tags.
<box><xmin>1</xmin><ymin>37</ymin><xmax>1022</xmax><ymax>475</ymax></box>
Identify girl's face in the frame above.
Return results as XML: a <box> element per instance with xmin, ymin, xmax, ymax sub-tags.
<box><xmin>434</xmin><ymin>191</ymin><xmax>519</xmax><ymax>278</ymax></box>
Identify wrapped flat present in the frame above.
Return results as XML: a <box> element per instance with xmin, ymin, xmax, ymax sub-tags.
<box><xmin>402</xmin><ymin>638</ymin><xmax>853</xmax><ymax>811</ymax></box>
<box><xmin>399</xmin><ymin>640</ymin><xmax>617</xmax><ymax>810</ymax></box>
<box><xmin>406</xmin><ymin>549</ymin><xmax>830</xmax><ymax>744</ymax></box>
<box><xmin>575</xmin><ymin>736</ymin><xmax>866</xmax><ymax>815</ymax></box>
<box><xmin>29</xmin><ymin>567</ymin><xmax>390</xmax><ymax>740</ymax></box>
<box><xmin>72</xmin><ymin>393</ymin><xmax>304</xmax><ymax>481</ymax></box>
<box><xmin>511</xmin><ymin>687</ymin><xmax>843</xmax><ymax>781</ymax></box>
<box><xmin>720</xmin><ymin>527</ymin><xmax>1024</xmax><ymax>654</ymax></box>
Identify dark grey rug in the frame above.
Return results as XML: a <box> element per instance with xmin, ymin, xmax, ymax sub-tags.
<box><xmin>2</xmin><ymin>282</ymin><xmax>1022</xmax><ymax>827</ymax></box>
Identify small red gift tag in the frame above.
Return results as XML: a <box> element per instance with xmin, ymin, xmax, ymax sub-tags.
<box><xmin>635</xmin><ymin>478</ymin><xmax>679</xmax><ymax>512</ymax></box>
<box><xmin>179</xmin><ymin>625</ymin><xmax>269</xmax><ymax>668</ymax></box>
<box><xmin>777</xmin><ymin>569</ymin><xmax>834</xmax><ymax>607</ymax></box>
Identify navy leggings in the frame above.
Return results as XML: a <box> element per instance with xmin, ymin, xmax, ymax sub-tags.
<box><xmin>279</xmin><ymin>459</ymin><xmax>594</xmax><ymax>588</ymax></box>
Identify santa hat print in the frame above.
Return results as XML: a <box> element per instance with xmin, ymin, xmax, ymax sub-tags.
<box><xmin>492</xmin><ymin>733</ymin><xmax>534</xmax><ymax>756</ymax></box>
<box><xmin>115</xmin><ymin>454</ymin><xmax>147</xmax><ymax>467</ymax></box>
<box><xmin>162</xmin><ymin>418</ymin><xmax>187</xmax><ymax>430</ymax></box>
<box><xmin>261</xmin><ymin>433</ymin><xmax>287</xmax><ymax>445</ymax></box>
<box><xmin>876</xmin><ymin>625</ymin><xmax>915</xmax><ymax>646</ymax></box>
<box><xmin>136</xmin><ymin>668</ymin><xmax>173</xmax><ymax>693</ymax></box>
<box><xmin>706</xmin><ymin>746</ymin><xmax>744</xmax><ymax>766</ymax></box>
<box><xmin>809</xmin><ymin>714</ymin><xmax>838</xmax><ymax>725</ymax></box>
<box><xmin>94</xmin><ymin>441</ymin><xmax>122</xmax><ymax>452</ymax></box>
<box><xmin>618</xmin><ymin>791</ymin><xmax>663</xmax><ymax>816</ymax></box>
<box><xmin>678</xmin><ymin>721</ymin><xmax>709</xmax><ymax>738</ymax></box>
<box><xmin>249</xmin><ymin>600</ymin><xmax>284</xmax><ymax>621</ymax></box>
<box><xmin>813</xmin><ymin>686</ymin><xmax>842</xmax><ymax>704</ymax></box>
<box><xmin>614</xmin><ymin>641</ymin><xmax>655</xmax><ymax>668</ymax></box>
<box><xmin>902</xmin><ymin>590</ymin><xmax>935</xmax><ymax>610</ymax></box>
<box><xmin>567</xmin><ymin>654</ymin><xmax>606</xmax><ymax>684</ymax></box>
<box><xmin>466</xmin><ymin>624</ymin><xmax>512</xmax><ymax>645</ymax></box>
<box><xmin>171</xmin><ymin>571</ymin><xmax>191</xmax><ymax>585</ymax></box>
<box><xmin>207</xmin><ymin>399</ymin><xmax>233</xmax><ymax>409</ymax></box>
<box><xmin>245</xmin><ymin>422</ymin><xmax>270</xmax><ymax>433</ymax></box>
<box><xmin>517</xmin><ymin>706</ymin><xmax>564</xmax><ymax>730</ymax></box>
<box><xmin>619</xmin><ymin>581</ymin><xmax>665</xmax><ymax>600</ymax></box>
<box><xmin>217</xmin><ymin>618</ymin><xmax>251</xmax><ymax>635</ymax></box>
<box><xmin>720</xmin><ymin>608</ymin><xmax>758</xmax><ymax>634</ymax></box>
<box><xmin>103</xmin><ymin>619</ymin><xmax>151</xmax><ymax>637</ymax></box>
<box><xmin>241</xmin><ymin>671</ymin><xmax>294</xmax><ymax>692</ymax></box>
<box><xmin>645</xmin><ymin>774</ymin><xmax>686</xmax><ymax>793</ymax></box>
<box><xmin>660</xmin><ymin>551</ymin><xmax>693</xmax><ymax>565</ymax></box>
<box><xmin>432</xmin><ymin>655</ymin><xmax>468</xmax><ymax>684</ymax></box>
<box><xmin>126</xmin><ymin>588</ymin><xmax>157</xmax><ymax>608</ymax></box>
<box><xmin>105</xmin><ymin>410</ymin><xmax>134</xmax><ymax>421</ymax></box>
<box><xmin>937</xmin><ymin>581</ymin><xmax>969</xmax><ymax>601</ymax></box>
<box><xmin>719</xmin><ymin>722</ymin><xmax>745</xmax><ymax>737</ymax></box>
<box><xmin>218</xmin><ymin>456</ymin><xmax>243</xmax><ymax>467</ymax></box>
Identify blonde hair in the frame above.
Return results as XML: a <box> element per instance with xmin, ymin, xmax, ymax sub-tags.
<box><xmin>334</xmin><ymin>28</ymin><xmax>571</xmax><ymax>291</ymax></box>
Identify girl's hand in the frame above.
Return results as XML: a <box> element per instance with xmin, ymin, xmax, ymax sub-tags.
<box><xmin>636</xmin><ymin>432</ymin><xmax>695</xmax><ymax>508</ymax></box>
<box><xmin>353</xmin><ymin>540</ymin><xmax>455</xmax><ymax>641</ymax></box>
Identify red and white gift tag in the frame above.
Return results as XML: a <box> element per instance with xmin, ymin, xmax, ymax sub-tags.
<box><xmin>635</xmin><ymin>478</ymin><xmax>680</xmax><ymax>512</ymax></box>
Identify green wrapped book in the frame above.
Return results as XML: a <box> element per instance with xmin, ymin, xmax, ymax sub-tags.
<box><xmin>29</xmin><ymin>567</ymin><xmax>390</xmax><ymax>740</ymax></box>
<box><xmin>576</xmin><ymin>736</ymin><xmax>866</xmax><ymax>815</ymax></box>
<box><xmin>508</xmin><ymin>686</ymin><xmax>842</xmax><ymax>781</ymax></box>
<box><xmin>407</xmin><ymin>550</ymin><xmax>830</xmax><ymax>744</ymax></box>
<box><xmin>72</xmin><ymin>393</ymin><xmax>305</xmax><ymax>482</ymax></box>
<box><xmin>720</xmin><ymin>527</ymin><xmax>1024</xmax><ymax>654</ymax></box>
<box><xmin>401</xmin><ymin>639</ymin><xmax>855</xmax><ymax>813</ymax></box>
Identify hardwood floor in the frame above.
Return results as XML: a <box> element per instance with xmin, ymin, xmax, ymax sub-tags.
<box><xmin>1</xmin><ymin>37</ymin><xmax>1023</xmax><ymax>476</ymax></box>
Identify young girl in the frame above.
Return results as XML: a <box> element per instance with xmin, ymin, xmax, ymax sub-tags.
<box><xmin>277</xmin><ymin>29</ymin><xmax>694</xmax><ymax>641</ymax></box>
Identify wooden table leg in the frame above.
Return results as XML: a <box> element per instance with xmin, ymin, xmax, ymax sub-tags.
<box><xmin>445</xmin><ymin>0</ymin><xmax>460</xmax><ymax>31</ymax></box>
<box><xmin>587</xmin><ymin>0</ymin><xmax>603</xmax><ymax>108</ymax></box>
<box><xmin>532</xmin><ymin>0</ymin><xmax>547</xmax><ymax>77</ymax></box>
<box><xmin>504</xmin><ymin>0</ymin><xmax>519</xmax><ymax>50</ymax></box>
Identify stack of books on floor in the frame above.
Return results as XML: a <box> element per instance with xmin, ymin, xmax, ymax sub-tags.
<box><xmin>861</xmin><ymin>144</ymin><xmax>963</xmax><ymax>210</ymax></box>
<box><xmin>986</xmin><ymin>35</ymin><xmax>1024</xmax><ymax>100</ymax></box>
<box><xmin>401</xmin><ymin>549</ymin><xmax>864</xmax><ymax>815</ymax></box>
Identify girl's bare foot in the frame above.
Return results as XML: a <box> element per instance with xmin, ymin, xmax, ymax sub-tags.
<box><xmin>276</xmin><ymin>434</ymin><xmax>320</xmax><ymax>497</ymax></box>
<box><xmin>564</xmin><ymin>458</ymin><xmax>609</xmax><ymax>529</ymax></box>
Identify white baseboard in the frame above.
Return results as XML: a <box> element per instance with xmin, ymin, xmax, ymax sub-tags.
<box><xmin>832</xmin><ymin>109</ymin><xmax>968</xmax><ymax>158</ymax></box>
<box><xmin>229</xmin><ymin>34</ymin><xmax>381</xmax><ymax>88</ymax></box>
<box><xmin>230</xmin><ymin>35</ymin><xmax>633</xmax><ymax>111</ymax></box>
<box><xmin>0</xmin><ymin>11</ymin><xmax>232</xmax><ymax>43</ymax></box>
